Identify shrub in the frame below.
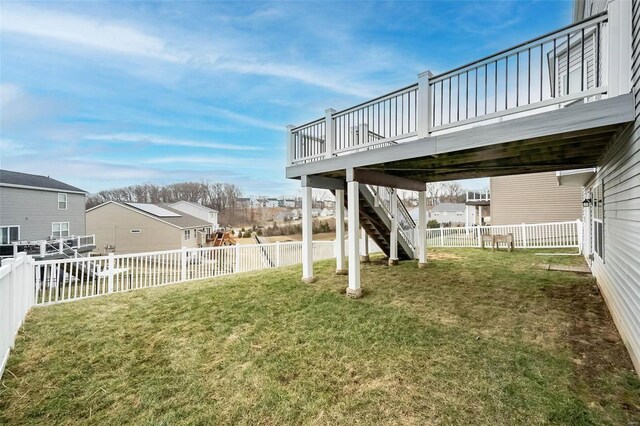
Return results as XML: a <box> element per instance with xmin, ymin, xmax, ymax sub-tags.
<box><xmin>427</xmin><ymin>219</ymin><xmax>440</xmax><ymax>229</ymax></box>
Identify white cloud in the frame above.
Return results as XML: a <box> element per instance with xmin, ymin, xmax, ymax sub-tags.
<box><xmin>0</xmin><ymin>6</ymin><xmax>185</xmax><ymax>63</ymax></box>
<box><xmin>85</xmin><ymin>133</ymin><xmax>262</xmax><ymax>151</ymax></box>
<box><xmin>0</xmin><ymin>138</ymin><xmax>38</xmax><ymax>157</ymax></box>
<box><xmin>0</xmin><ymin>5</ymin><xmax>387</xmax><ymax>98</ymax></box>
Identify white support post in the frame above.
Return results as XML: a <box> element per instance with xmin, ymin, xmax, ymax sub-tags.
<box><xmin>465</xmin><ymin>205</ymin><xmax>470</xmax><ymax>235</ymax></box>
<box><xmin>276</xmin><ymin>241</ymin><xmax>281</xmax><ymax>267</ymax></box>
<box><xmin>479</xmin><ymin>206</ymin><xmax>483</xmax><ymax>226</ymax></box>
<box><xmin>440</xmin><ymin>227</ymin><xmax>444</xmax><ymax>247</ymax></box>
<box><xmin>181</xmin><ymin>247</ymin><xmax>187</xmax><ymax>282</ymax></box>
<box><xmin>107</xmin><ymin>253</ymin><xmax>115</xmax><ymax>293</ymax></box>
<box><xmin>347</xmin><ymin>180</ymin><xmax>362</xmax><ymax>298</ymax></box>
<box><xmin>12</xmin><ymin>243</ymin><xmax>18</xmax><ymax>256</ymax></box>
<box><xmin>39</xmin><ymin>241</ymin><xmax>46</xmax><ymax>256</ymax></box>
<box><xmin>335</xmin><ymin>189</ymin><xmax>347</xmax><ymax>275</ymax></box>
<box><xmin>418</xmin><ymin>191</ymin><xmax>427</xmax><ymax>268</ymax></box>
<box><xmin>301</xmin><ymin>185</ymin><xmax>315</xmax><ymax>283</ymax></box>
<box><xmin>606</xmin><ymin>0</ymin><xmax>632</xmax><ymax>97</ymax></box>
<box><xmin>576</xmin><ymin>219</ymin><xmax>583</xmax><ymax>254</ymax></box>
<box><xmin>477</xmin><ymin>226</ymin><xmax>482</xmax><ymax>248</ymax></box>
<box><xmin>325</xmin><ymin>108</ymin><xmax>335</xmax><ymax>159</ymax></box>
<box><xmin>522</xmin><ymin>223</ymin><xmax>527</xmax><ymax>248</ymax></box>
<box><xmin>361</xmin><ymin>227</ymin><xmax>370</xmax><ymax>262</ymax></box>
<box><xmin>286</xmin><ymin>124</ymin><xmax>295</xmax><ymax>166</ymax></box>
<box><xmin>389</xmin><ymin>188</ymin><xmax>399</xmax><ymax>266</ymax></box>
<box><xmin>417</xmin><ymin>70</ymin><xmax>433</xmax><ymax>138</ymax></box>
<box><xmin>58</xmin><ymin>239</ymin><xmax>63</xmax><ymax>254</ymax></box>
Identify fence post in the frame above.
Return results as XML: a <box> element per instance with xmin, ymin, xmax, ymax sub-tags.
<box><xmin>181</xmin><ymin>247</ymin><xmax>187</xmax><ymax>282</ymax></box>
<box><xmin>235</xmin><ymin>244</ymin><xmax>240</xmax><ymax>273</ymax></box>
<box><xmin>521</xmin><ymin>223</ymin><xmax>527</xmax><ymax>248</ymax></box>
<box><xmin>276</xmin><ymin>241</ymin><xmax>281</xmax><ymax>267</ymax></box>
<box><xmin>40</xmin><ymin>241</ymin><xmax>46</xmax><ymax>256</ymax></box>
<box><xmin>107</xmin><ymin>253</ymin><xmax>114</xmax><ymax>293</ymax></box>
<box><xmin>59</xmin><ymin>239</ymin><xmax>64</xmax><ymax>254</ymax></box>
<box><xmin>439</xmin><ymin>227</ymin><xmax>444</xmax><ymax>246</ymax></box>
<box><xmin>7</xmin><ymin>258</ymin><xmax>16</xmax><ymax>349</ymax></box>
<box><xmin>417</xmin><ymin>70</ymin><xmax>433</xmax><ymax>138</ymax></box>
<box><xmin>476</xmin><ymin>226</ymin><xmax>482</xmax><ymax>247</ymax></box>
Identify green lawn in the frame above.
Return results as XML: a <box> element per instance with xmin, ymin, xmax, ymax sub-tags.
<box><xmin>1</xmin><ymin>249</ymin><xmax>639</xmax><ymax>425</ymax></box>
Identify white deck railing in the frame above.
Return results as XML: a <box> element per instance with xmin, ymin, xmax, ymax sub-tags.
<box><xmin>0</xmin><ymin>235</ymin><xmax>96</xmax><ymax>259</ymax></box>
<box><xmin>424</xmin><ymin>220</ymin><xmax>583</xmax><ymax>250</ymax></box>
<box><xmin>0</xmin><ymin>253</ymin><xmax>35</xmax><ymax>377</ymax></box>
<box><xmin>288</xmin><ymin>12</ymin><xmax>614</xmax><ymax>165</ymax></box>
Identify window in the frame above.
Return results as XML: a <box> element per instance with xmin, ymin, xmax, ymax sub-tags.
<box><xmin>52</xmin><ymin>222</ymin><xmax>70</xmax><ymax>238</ymax></box>
<box><xmin>592</xmin><ymin>183</ymin><xmax>604</xmax><ymax>260</ymax></box>
<box><xmin>184</xmin><ymin>229</ymin><xmax>191</xmax><ymax>240</ymax></box>
<box><xmin>58</xmin><ymin>193</ymin><xmax>68</xmax><ymax>210</ymax></box>
<box><xmin>130</xmin><ymin>229</ymin><xmax>142</xmax><ymax>234</ymax></box>
<box><xmin>0</xmin><ymin>226</ymin><xmax>19</xmax><ymax>244</ymax></box>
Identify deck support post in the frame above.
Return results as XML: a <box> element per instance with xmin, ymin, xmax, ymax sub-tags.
<box><xmin>347</xmin><ymin>179</ymin><xmax>362</xmax><ymax>298</ymax></box>
<box><xmin>361</xmin><ymin>228</ymin><xmax>369</xmax><ymax>263</ymax></box>
<box><xmin>417</xmin><ymin>70</ymin><xmax>433</xmax><ymax>138</ymax></box>
<box><xmin>418</xmin><ymin>191</ymin><xmax>427</xmax><ymax>268</ymax></box>
<box><xmin>335</xmin><ymin>189</ymin><xmax>347</xmax><ymax>275</ymax></box>
<box><xmin>465</xmin><ymin>205</ymin><xmax>470</xmax><ymax>235</ymax></box>
<box><xmin>479</xmin><ymin>206</ymin><xmax>483</xmax><ymax>226</ymax></box>
<box><xmin>389</xmin><ymin>188</ymin><xmax>399</xmax><ymax>266</ymax></box>
<box><xmin>301</xmin><ymin>183</ymin><xmax>316</xmax><ymax>283</ymax></box>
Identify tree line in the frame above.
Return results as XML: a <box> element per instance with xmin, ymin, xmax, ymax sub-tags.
<box><xmin>86</xmin><ymin>182</ymin><xmax>243</xmax><ymax>218</ymax></box>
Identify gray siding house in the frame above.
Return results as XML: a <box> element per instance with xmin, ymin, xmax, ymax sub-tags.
<box><xmin>0</xmin><ymin>169</ymin><xmax>87</xmax><ymax>243</ymax></box>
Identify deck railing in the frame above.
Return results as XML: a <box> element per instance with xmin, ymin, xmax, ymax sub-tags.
<box><xmin>0</xmin><ymin>235</ymin><xmax>96</xmax><ymax>259</ymax></box>
<box><xmin>288</xmin><ymin>12</ymin><xmax>615</xmax><ymax>165</ymax></box>
<box><xmin>466</xmin><ymin>190</ymin><xmax>490</xmax><ymax>203</ymax></box>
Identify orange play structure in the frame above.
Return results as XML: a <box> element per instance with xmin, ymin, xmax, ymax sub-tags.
<box><xmin>208</xmin><ymin>230</ymin><xmax>236</xmax><ymax>246</ymax></box>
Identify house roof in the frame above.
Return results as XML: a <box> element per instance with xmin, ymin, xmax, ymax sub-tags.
<box><xmin>87</xmin><ymin>201</ymin><xmax>211</xmax><ymax>229</ymax></box>
<box><xmin>170</xmin><ymin>200</ymin><xmax>219</xmax><ymax>213</ymax></box>
<box><xmin>0</xmin><ymin>169</ymin><xmax>86</xmax><ymax>194</ymax></box>
<box><xmin>431</xmin><ymin>203</ymin><xmax>466</xmax><ymax>213</ymax></box>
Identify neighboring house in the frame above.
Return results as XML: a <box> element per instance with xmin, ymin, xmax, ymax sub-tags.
<box><xmin>87</xmin><ymin>202</ymin><xmax>213</xmax><ymax>255</ymax></box>
<box><xmin>319</xmin><ymin>208</ymin><xmax>333</xmax><ymax>217</ymax></box>
<box><xmin>265</xmin><ymin>198</ymin><xmax>279</xmax><ymax>208</ymax></box>
<box><xmin>170</xmin><ymin>201</ymin><xmax>219</xmax><ymax>229</ymax></box>
<box><xmin>428</xmin><ymin>203</ymin><xmax>467</xmax><ymax>226</ymax></box>
<box><xmin>238</xmin><ymin>197</ymin><xmax>251</xmax><ymax>208</ymax></box>
<box><xmin>490</xmin><ymin>171</ymin><xmax>583</xmax><ymax>225</ymax></box>
<box><xmin>311</xmin><ymin>208</ymin><xmax>322</xmax><ymax>218</ymax></box>
<box><xmin>0</xmin><ymin>169</ymin><xmax>87</xmax><ymax>243</ymax></box>
<box><xmin>284</xmin><ymin>199</ymin><xmax>296</xmax><ymax>208</ymax></box>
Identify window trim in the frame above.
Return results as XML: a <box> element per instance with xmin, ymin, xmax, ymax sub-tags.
<box><xmin>58</xmin><ymin>193</ymin><xmax>68</xmax><ymax>210</ymax></box>
<box><xmin>52</xmin><ymin>222</ymin><xmax>70</xmax><ymax>238</ymax></box>
<box><xmin>0</xmin><ymin>225</ymin><xmax>20</xmax><ymax>244</ymax></box>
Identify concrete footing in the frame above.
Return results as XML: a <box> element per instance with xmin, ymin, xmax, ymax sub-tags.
<box><xmin>388</xmin><ymin>258</ymin><xmax>399</xmax><ymax>266</ymax></box>
<box><xmin>335</xmin><ymin>269</ymin><xmax>348</xmax><ymax>275</ymax></box>
<box><xmin>360</xmin><ymin>255</ymin><xmax>370</xmax><ymax>263</ymax></box>
<box><xmin>346</xmin><ymin>287</ymin><xmax>363</xmax><ymax>299</ymax></box>
<box><xmin>418</xmin><ymin>263</ymin><xmax>428</xmax><ymax>269</ymax></box>
<box><xmin>302</xmin><ymin>276</ymin><xmax>317</xmax><ymax>284</ymax></box>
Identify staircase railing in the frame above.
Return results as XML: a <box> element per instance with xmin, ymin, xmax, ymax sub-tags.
<box><xmin>367</xmin><ymin>185</ymin><xmax>417</xmax><ymax>252</ymax></box>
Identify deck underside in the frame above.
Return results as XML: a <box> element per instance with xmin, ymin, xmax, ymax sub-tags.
<box><xmin>287</xmin><ymin>94</ymin><xmax>634</xmax><ymax>186</ymax></box>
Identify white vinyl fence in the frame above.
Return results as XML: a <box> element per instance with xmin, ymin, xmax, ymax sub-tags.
<box><xmin>1</xmin><ymin>253</ymin><xmax>35</xmax><ymax>377</ymax></box>
<box><xmin>32</xmin><ymin>241</ymin><xmax>335</xmax><ymax>306</ymax></box>
<box><xmin>425</xmin><ymin>220</ymin><xmax>583</xmax><ymax>250</ymax></box>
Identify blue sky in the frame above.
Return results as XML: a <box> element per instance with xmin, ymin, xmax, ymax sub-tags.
<box><xmin>0</xmin><ymin>0</ymin><xmax>573</xmax><ymax>196</ymax></box>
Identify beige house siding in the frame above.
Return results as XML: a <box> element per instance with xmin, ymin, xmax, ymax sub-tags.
<box><xmin>87</xmin><ymin>203</ymin><xmax>200</xmax><ymax>255</ymax></box>
<box><xmin>490</xmin><ymin>172</ymin><xmax>583</xmax><ymax>225</ymax></box>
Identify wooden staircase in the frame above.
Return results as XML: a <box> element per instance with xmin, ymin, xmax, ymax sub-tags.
<box><xmin>334</xmin><ymin>185</ymin><xmax>415</xmax><ymax>260</ymax></box>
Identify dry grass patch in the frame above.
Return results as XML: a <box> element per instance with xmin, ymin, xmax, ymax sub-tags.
<box><xmin>1</xmin><ymin>248</ymin><xmax>638</xmax><ymax>425</ymax></box>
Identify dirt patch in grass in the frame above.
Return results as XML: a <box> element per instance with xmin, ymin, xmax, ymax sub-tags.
<box><xmin>428</xmin><ymin>252</ymin><xmax>463</xmax><ymax>260</ymax></box>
